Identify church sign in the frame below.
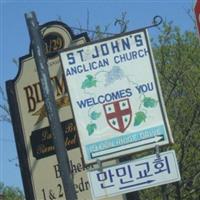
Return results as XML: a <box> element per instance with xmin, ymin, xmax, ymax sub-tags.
<box><xmin>60</xmin><ymin>28</ymin><xmax>174</xmax><ymax>165</ymax></box>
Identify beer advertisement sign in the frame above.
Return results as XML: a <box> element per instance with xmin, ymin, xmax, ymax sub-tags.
<box><xmin>6</xmin><ymin>21</ymin><xmax>124</xmax><ymax>200</ymax></box>
<box><xmin>60</xmin><ymin>29</ymin><xmax>174</xmax><ymax>165</ymax></box>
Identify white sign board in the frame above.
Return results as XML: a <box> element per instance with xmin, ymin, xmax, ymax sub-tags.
<box><xmin>60</xmin><ymin>29</ymin><xmax>173</xmax><ymax>164</ymax></box>
<box><xmin>87</xmin><ymin>150</ymin><xmax>181</xmax><ymax>199</ymax></box>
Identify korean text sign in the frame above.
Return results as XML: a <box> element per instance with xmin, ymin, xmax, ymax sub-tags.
<box><xmin>60</xmin><ymin>29</ymin><xmax>173</xmax><ymax>164</ymax></box>
<box><xmin>87</xmin><ymin>150</ymin><xmax>181</xmax><ymax>199</ymax></box>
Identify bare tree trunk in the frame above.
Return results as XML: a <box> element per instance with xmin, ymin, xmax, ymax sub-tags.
<box><xmin>175</xmin><ymin>182</ymin><xmax>181</xmax><ymax>200</ymax></box>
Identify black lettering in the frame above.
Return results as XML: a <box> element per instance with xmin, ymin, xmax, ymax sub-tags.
<box><xmin>70</xmin><ymin>160</ymin><xmax>78</xmax><ymax>173</ymax></box>
<box><xmin>32</xmin><ymin>82</ymin><xmax>42</xmax><ymax>103</ymax></box>
<box><xmin>111</xmin><ymin>40</ymin><xmax>120</xmax><ymax>53</ymax></box>
<box><xmin>101</xmin><ymin>43</ymin><xmax>109</xmax><ymax>56</ymax></box>
<box><xmin>135</xmin><ymin>34</ymin><xmax>143</xmax><ymax>47</ymax></box>
<box><xmin>42</xmin><ymin>188</ymin><xmax>47</xmax><ymax>200</ymax></box>
<box><xmin>67</xmin><ymin>52</ymin><xmax>75</xmax><ymax>64</ymax></box>
<box><xmin>52</xmin><ymin>75</ymin><xmax>67</xmax><ymax>96</ymax></box>
<box><xmin>79</xmin><ymin>177</ymin><xmax>85</xmax><ymax>192</ymax></box>
<box><xmin>77</xmin><ymin>49</ymin><xmax>84</xmax><ymax>62</ymax></box>
<box><xmin>92</xmin><ymin>46</ymin><xmax>99</xmax><ymax>58</ymax></box>
<box><xmin>85</xmin><ymin>181</ymin><xmax>90</xmax><ymax>191</ymax></box>
<box><xmin>24</xmin><ymin>86</ymin><xmax>36</xmax><ymax>112</ymax></box>
<box><xmin>54</xmin><ymin>164</ymin><xmax>61</xmax><ymax>178</ymax></box>
<box><xmin>76</xmin><ymin>163</ymin><xmax>82</xmax><ymax>172</ymax></box>
<box><xmin>57</xmin><ymin>184</ymin><xmax>64</xmax><ymax>197</ymax></box>
<box><xmin>122</xmin><ymin>38</ymin><xmax>131</xmax><ymax>50</ymax></box>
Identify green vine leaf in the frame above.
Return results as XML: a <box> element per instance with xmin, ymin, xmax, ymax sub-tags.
<box><xmin>143</xmin><ymin>97</ymin><xmax>157</xmax><ymax>108</ymax></box>
<box><xmin>134</xmin><ymin>111</ymin><xmax>147</xmax><ymax>126</ymax></box>
<box><xmin>81</xmin><ymin>75</ymin><xmax>97</xmax><ymax>89</ymax></box>
<box><xmin>90</xmin><ymin>111</ymin><xmax>101</xmax><ymax>120</ymax></box>
<box><xmin>87</xmin><ymin>123</ymin><xmax>97</xmax><ymax>136</ymax></box>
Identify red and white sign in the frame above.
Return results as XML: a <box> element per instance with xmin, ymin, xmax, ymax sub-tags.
<box><xmin>195</xmin><ymin>0</ymin><xmax>200</xmax><ymax>37</ymax></box>
<box><xmin>103</xmin><ymin>99</ymin><xmax>132</xmax><ymax>133</ymax></box>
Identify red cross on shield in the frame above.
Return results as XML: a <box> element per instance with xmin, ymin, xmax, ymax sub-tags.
<box><xmin>103</xmin><ymin>98</ymin><xmax>132</xmax><ymax>133</ymax></box>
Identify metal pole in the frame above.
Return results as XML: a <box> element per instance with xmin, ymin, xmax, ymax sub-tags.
<box><xmin>119</xmin><ymin>156</ymin><xmax>140</xmax><ymax>200</ymax></box>
<box><xmin>161</xmin><ymin>185</ymin><xmax>168</xmax><ymax>200</ymax></box>
<box><xmin>25</xmin><ymin>11</ymin><xmax>77</xmax><ymax>200</ymax></box>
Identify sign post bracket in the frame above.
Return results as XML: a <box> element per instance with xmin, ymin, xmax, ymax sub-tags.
<box><xmin>96</xmin><ymin>159</ymin><xmax>103</xmax><ymax>172</ymax></box>
<box><xmin>144</xmin><ymin>15</ymin><xmax>163</xmax><ymax>30</ymax></box>
<box><xmin>71</xmin><ymin>15</ymin><xmax>163</xmax><ymax>38</ymax></box>
<box><xmin>155</xmin><ymin>144</ymin><xmax>161</xmax><ymax>159</ymax></box>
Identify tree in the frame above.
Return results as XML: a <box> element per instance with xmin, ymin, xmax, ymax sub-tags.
<box><xmin>139</xmin><ymin>20</ymin><xmax>200</xmax><ymax>200</ymax></box>
<box><xmin>0</xmin><ymin>86</ymin><xmax>10</xmax><ymax>123</ymax></box>
<box><xmin>1</xmin><ymin>13</ymin><xmax>200</xmax><ymax>200</ymax></box>
<box><xmin>0</xmin><ymin>182</ymin><xmax>24</xmax><ymax>200</ymax></box>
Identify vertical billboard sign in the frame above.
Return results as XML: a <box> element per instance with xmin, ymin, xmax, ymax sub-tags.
<box><xmin>6</xmin><ymin>21</ymin><xmax>124</xmax><ymax>200</ymax></box>
<box><xmin>195</xmin><ymin>0</ymin><xmax>200</xmax><ymax>38</ymax></box>
<box><xmin>60</xmin><ymin>29</ymin><xmax>174</xmax><ymax>165</ymax></box>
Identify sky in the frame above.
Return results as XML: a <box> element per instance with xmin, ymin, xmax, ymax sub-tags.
<box><xmin>0</xmin><ymin>0</ymin><xmax>196</xmax><ymax>193</ymax></box>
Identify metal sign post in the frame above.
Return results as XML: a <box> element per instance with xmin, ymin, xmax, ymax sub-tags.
<box><xmin>25</xmin><ymin>11</ymin><xmax>77</xmax><ymax>200</ymax></box>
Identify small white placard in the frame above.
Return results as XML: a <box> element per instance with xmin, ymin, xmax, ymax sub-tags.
<box><xmin>87</xmin><ymin>150</ymin><xmax>180</xmax><ymax>199</ymax></box>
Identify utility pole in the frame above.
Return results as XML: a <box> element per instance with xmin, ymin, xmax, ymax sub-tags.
<box><xmin>25</xmin><ymin>11</ymin><xmax>77</xmax><ymax>200</ymax></box>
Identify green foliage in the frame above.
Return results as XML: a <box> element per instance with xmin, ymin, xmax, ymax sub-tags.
<box><xmin>90</xmin><ymin>111</ymin><xmax>101</xmax><ymax>120</ymax></box>
<box><xmin>139</xmin><ymin>20</ymin><xmax>200</xmax><ymax>200</ymax></box>
<box><xmin>0</xmin><ymin>182</ymin><xmax>24</xmax><ymax>200</ymax></box>
<box><xmin>134</xmin><ymin>111</ymin><xmax>146</xmax><ymax>126</ymax></box>
<box><xmin>143</xmin><ymin>97</ymin><xmax>158</xmax><ymax>108</ymax></box>
<box><xmin>86</xmin><ymin>111</ymin><xmax>101</xmax><ymax>135</ymax></box>
<box><xmin>81</xmin><ymin>75</ymin><xmax>97</xmax><ymax>89</ymax></box>
<box><xmin>86</xmin><ymin>123</ymin><xmax>97</xmax><ymax>136</ymax></box>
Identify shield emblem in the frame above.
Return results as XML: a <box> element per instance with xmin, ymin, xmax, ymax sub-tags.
<box><xmin>103</xmin><ymin>98</ymin><xmax>132</xmax><ymax>133</ymax></box>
